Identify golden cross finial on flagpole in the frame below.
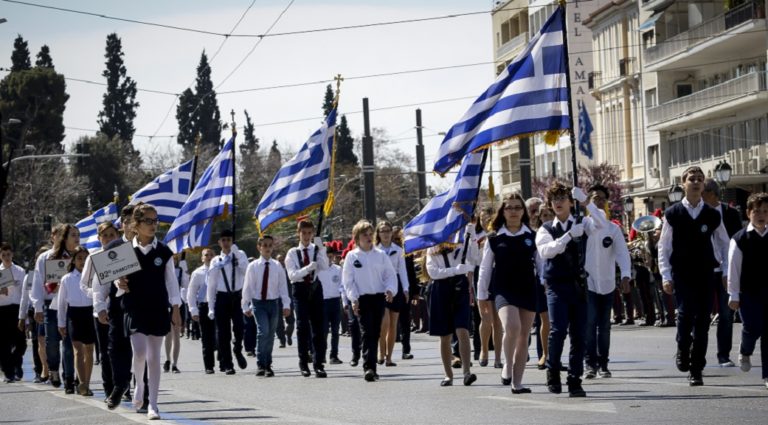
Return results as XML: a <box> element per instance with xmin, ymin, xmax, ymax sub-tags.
<box><xmin>333</xmin><ymin>74</ymin><xmax>344</xmax><ymax>108</ymax></box>
<box><xmin>193</xmin><ymin>133</ymin><xmax>202</xmax><ymax>157</ymax></box>
<box><xmin>230</xmin><ymin>109</ymin><xmax>237</xmax><ymax>136</ymax></box>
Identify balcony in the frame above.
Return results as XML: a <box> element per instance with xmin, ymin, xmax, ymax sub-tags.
<box><xmin>588</xmin><ymin>71</ymin><xmax>601</xmax><ymax>90</ymax></box>
<box><xmin>644</xmin><ymin>1</ymin><xmax>766</xmax><ymax>70</ymax></box>
<box><xmin>647</xmin><ymin>71</ymin><xmax>768</xmax><ymax>130</ymax></box>
<box><xmin>495</xmin><ymin>32</ymin><xmax>528</xmax><ymax>60</ymax></box>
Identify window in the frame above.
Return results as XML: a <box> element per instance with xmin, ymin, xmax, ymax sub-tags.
<box><xmin>701</xmin><ymin>132</ymin><xmax>712</xmax><ymax>159</ymax></box>
<box><xmin>670</xmin><ymin>139</ymin><xmax>678</xmax><ymax>165</ymax></box>
<box><xmin>726</xmin><ymin>125</ymin><xmax>735</xmax><ymax>151</ymax></box>
<box><xmin>689</xmin><ymin>134</ymin><xmax>700</xmax><ymax>162</ymax></box>
<box><xmin>675</xmin><ymin>83</ymin><xmax>693</xmax><ymax>98</ymax></box>
<box><xmin>501</xmin><ymin>154</ymin><xmax>511</xmax><ymax>185</ymax></box>
<box><xmin>509</xmin><ymin>152</ymin><xmax>521</xmax><ymax>183</ymax></box>
<box><xmin>712</xmin><ymin>127</ymin><xmax>724</xmax><ymax>156</ymax></box>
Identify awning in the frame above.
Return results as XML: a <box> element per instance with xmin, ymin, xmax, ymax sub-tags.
<box><xmin>638</xmin><ymin>10</ymin><xmax>664</xmax><ymax>32</ymax></box>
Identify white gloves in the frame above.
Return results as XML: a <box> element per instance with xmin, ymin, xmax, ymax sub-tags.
<box><xmin>570</xmin><ymin>223</ymin><xmax>585</xmax><ymax>238</ymax></box>
<box><xmin>571</xmin><ymin>187</ymin><xmax>588</xmax><ymax>203</ymax></box>
<box><xmin>207</xmin><ymin>311</ymin><xmax>215</xmax><ymax>320</ymax></box>
<box><xmin>314</xmin><ymin>237</ymin><xmax>325</xmax><ymax>250</ymax></box>
<box><xmin>305</xmin><ymin>262</ymin><xmax>317</xmax><ymax>273</ymax></box>
<box><xmin>454</xmin><ymin>264</ymin><xmax>473</xmax><ymax>275</ymax></box>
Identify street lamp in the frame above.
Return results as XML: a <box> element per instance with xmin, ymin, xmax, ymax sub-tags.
<box><xmin>668</xmin><ymin>184</ymin><xmax>684</xmax><ymax>203</ymax></box>
<box><xmin>714</xmin><ymin>160</ymin><xmax>732</xmax><ymax>187</ymax></box>
<box><xmin>623</xmin><ymin>196</ymin><xmax>634</xmax><ymax>232</ymax></box>
<box><xmin>385</xmin><ymin>211</ymin><xmax>396</xmax><ymax>222</ymax></box>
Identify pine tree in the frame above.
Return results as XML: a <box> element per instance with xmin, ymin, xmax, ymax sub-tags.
<box><xmin>238</xmin><ymin>110</ymin><xmax>264</xmax><ymax>209</ymax></box>
<box><xmin>175</xmin><ymin>88</ymin><xmax>197</xmax><ymax>156</ymax></box>
<box><xmin>97</xmin><ymin>33</ymin><xmax>139</xmax><ymax>143</ymax></box>
<box><xmin>335</xmin><ymin>115</ymin><xmax>357</xmax><ymax>166</ymax></box>
<box><xmin>194</xmin><ymin>52</ymin><xmax>221</xmax><ymax>146</ymax></box>
<box><xmin>322</xmin><ymin>84</ymin><xmax>334</xmax><ymax>117</ymax></box>
<box><xmin>34</xmin><ymin>45</ymin><xmax>54</xmax><ymax>69</ymax></box>
<box><xmin>10</xmin><ymin>35</ymin><xmax>31</xmax><ymax>72</ymax></box>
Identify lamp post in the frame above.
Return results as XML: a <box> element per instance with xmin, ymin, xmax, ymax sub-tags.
<box><xmin>623</xmin><ymin>196</ymin><xmax>634</xmax><ymax>232</ymax></box>
<box><xmin>668</xmin><ymin>184</ymin><xmax>684</xmax><ymax>204</ymax></box>
<box><xmin>713</xmin><ymin>160</ymin><xmax>732</xmax><ymax>187</ymax></box>
<box><xmin>385</xmin><ymin>211</ymin><xmax>396</xmax><ymax>223</ymax></box>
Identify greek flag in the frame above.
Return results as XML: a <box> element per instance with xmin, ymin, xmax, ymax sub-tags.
<box><xmin>433</xmin><ymin>6</ymin><xmax>569</xmax><ymax>175</ymax></box>
<box><xmin>75</xmin><ymin>203</ymin><xmax>118</xmax><ymax>251</ymax></box>
<box><xmin>164</xmin><ymin>137</ymin><xmax>235</xmax><ymax>253</ymax></box>
<box><xmin>255</xmin><ymin>109</ymin><xmax>336</xmax><ymax>233</ymax></box>
<box><xmin>126</xmin><ymin>159</ymin><xmax>194</xmax><ymax>223</ymax></box>
<box><xmin>404</xmin><ymin>150</ymin><xmax>487</xmax><ymax>254</ymax></box>
<box><xmin>578</xmin><ymin>102</ymin><xmax>593</xmax><ymax>160</ymax></box>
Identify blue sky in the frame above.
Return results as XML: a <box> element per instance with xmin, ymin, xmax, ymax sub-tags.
<box><xmin>0</xmin><ymin>0</ymin><xmax>496</xmax><ymax>193</ymax></box>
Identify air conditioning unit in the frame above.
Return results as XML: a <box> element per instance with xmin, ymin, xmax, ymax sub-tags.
<box><xmin>749</xmin><ymin>145</ymin><xmax>767</xmax><ymax>173</ymax></box>
<box><xmin>649</xmin><ymin>167</ymin><xmax>660</xmax><ymax>178</ymax></box>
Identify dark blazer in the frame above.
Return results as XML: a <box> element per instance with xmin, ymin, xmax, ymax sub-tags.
<box><xmin>719</xmin><ymin>202</ymin><xmax>743</xmax><ymax>238</ymax></box>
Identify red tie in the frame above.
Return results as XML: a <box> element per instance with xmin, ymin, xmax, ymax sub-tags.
<box><xmin>261</xmin><ymin>262</ymin><xmax>270</xmax><ymax>300</ymax></box>
<box><xmin>302</xmin><ymin>248</ymin><xmax>311</xmax><ymax>283</ymax></box>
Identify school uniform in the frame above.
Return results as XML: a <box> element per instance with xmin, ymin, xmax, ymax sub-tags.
<box><xmin>285</xmin><ymin>242</ymin><xmax>329</xmax><ymax>375</ymax></box>
<box><xmin>79</xmin><ymin>251</ymin><xmax>114</xmax><ymax>397</ymax></box>
<box><xmin>377</xmin><ymin>243</ymin><xmax>410</xmax><ymax>313</ymax></box>
<box><xmin>187</xmin><ymin>264</ymin><xmax>216</xmax><ymax>372</ymax></box>
<box><xmin>206</xmin><ymin>246</ymin><xmax>249</xmax><ymax>373</ymax></box>
<box><xmin>583</xmin><ymin>220</ymin><xmax>631</xmax><ymax>374</ymax></box>
<box><xmin>19</xmin><ymin>271</ymin><xmax>43</xmax><ymax>380</ymax></box>
<box><xmin>536</xmin><ymin>203</ymin><xmax>605</xmax><ymax>394</ymax></box>
<box><xmin>241</xmin><ymin>257</ymin><xmax>290</xmax><ymax>371</ymax></box>
<box><xmin>57</xmin><ymin>270</ymin><xmax>96</xmax><ymax>345</ymax></box>
<box><xmin>30</xmin><ymin>249</ymin><xmax>74</xmax><ymax>388</ymax></box>
<box><xmin>341</xmin><ymin>246</ymin><xmax>397</xmax><ymax>378</ymax></box>
<box><xmin>728</xmin><ymin>223</ymin><xmax>768</xmax><ymax>380</ymax></box>
<box><xmin>425</xmin><ymin>242</ymin><xmax>478</xmax><ymax>338</ymax></box>
<box><xmin>0</xmin><ymin>263</ymin><xmax>25</xmax><ymax>382</ymax></box>
<box><xmin>318</xmin><ymin>263</ymin><xmax>343</xmax><ymax>362</ymax></box>
<box><xmin>341</xmin><ymin>286</ymin><xmax>361</xmax><ymax>364</ymax></box>
<box><xmin>711</xmin><ymin>202</ymin><xmax>742</xmax><ymax>365</ymax></box>
<box><xmin>659</xmin><ymin>199</ymin><xmax>729</xmax><ymax>382</ymax></box>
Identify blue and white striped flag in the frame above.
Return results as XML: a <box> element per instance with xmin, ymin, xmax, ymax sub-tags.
<box><xmin>433</xmin><ymin>6</ymin><xmax>569</xmax><ymax>175</ymax></box>
<box><xmin>75</xmin><ymin>203</ymin><xmax>118</xmax><ymax>251</ymax></box>
<box><xmin>164</xmin><ymin>138</ymin><xmax>235</xmax><ymax>253</ymax></box>
<box><xmin>126</xmin><ymin>159</ymin><xmax>194</xmax><ymax>223</ymax></box>
<box><xmin>404</xmin><ymin>150</ymin><xmax>487</xmax><ymax>254</ymax></box>
<box><xmin>254</xmin><ymin>109</ymin><xmax>336</xmax><ymax>233</ymax></box>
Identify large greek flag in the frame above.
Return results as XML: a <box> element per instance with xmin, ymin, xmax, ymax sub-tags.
<box><xmin>75</xmin><ymin>203</ymin><xmax>118</xmax><ymax>251</ymax></box>
<box><xmin>254</xmin><ymin>109</ymin><xmax>336</xmax><ymax>233</ymax></box>
<box><xmin>433</xmin><ymin>6</ymin><xmax>569</xmax><ymax>175</ymax></box>
<box><xmin>164</xmin><ymin>138</ymin><xmax>235</xmax><ymax>253</ymax></box>
<box><xmin>404</xmin><ymin>150</ymin><xmax>487</xmax><ymax>254</ymax></box>
<box><xmin>126</xmin><ymin>159</ymin><xmax>194</xmax><ymax>223</ymax></box>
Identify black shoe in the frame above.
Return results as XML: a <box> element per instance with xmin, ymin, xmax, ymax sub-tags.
<box><xmin>377</xmin><ymin>358</ymin><xmax>385</xmax><ymax>365</ymax></box>
<box><xmin>676</xmin><ymin>349</ymin><xmax>690</xmax><ymax>372</ymax></box>
<box><xmin>235</xmin><ymin>352</ymin><xmax>248</xmax><ymax>370</ymax></box>
<box><xmin>299</xmin><ymin>363</ymin><xmax>311</xmax><ymax>377</ymax></box>
<box><xmin>479</xmin><ymin>359</ymin><xmax>488</xmax><ymax>367</ymax></box>
<box><xmin>33</xmin><ymin>374</ymin><xmax>42</xmax><ymax>384</ymax></box>
<box><xmin>546</xmin><ymin>369</ymin><xmax>562</xmax><ymax>394</ymax></box>
<box><xmin>463</xmin><ymin>373</ymin><xmax>477</xmax><ymax>386</ymax></box>
<box><xmin>3</xmin><ymin>377</ymin><xmax>14</xmax><ymax>383</ymax></box>
<box><xmin>265</xmin><ymin>368</ymin><xmax>274</xmax><ymax>377</ymax></box>
<box><xmin>402</xmin><ymin>353</ymin><xmax>414</xmax><ymax>360</ymax></box>
<box><xmin>106</xmin><ymin>387</ymin><xmax>124</xmax><ymax>410</ymax></box>
<box><xmin>620</xmin><ymin>319</ymin><xmax>635</xmax><ymax>326</ymax></box>
<box><xmin>50</xmin><ymin>372</ymin><xmax>61</xmax><ymax>388</ymax></box>
<box><xmin>451</xmin><ymin>358</ymin><xmax>461</xmax><ymax>369</ymax></box>
<box><xmin>364</xmin><ymin>369</ymin><xmax>376</xmax><ymax>382</ymax></box>
<box><xmin>14</xmin><ymin>366</ymin><xmax>23</xmax><ymax>381</ymax></box>
<box><xmin>567</xmin><ymin>377</ymin><xmax>586</xmax><ymax>397</ymax></box>
<box><xmin>137</xmin><ymin>402</ymin><xmax>148</xmax><ymax>414</ymax></box>
<box><xmin>512</xmin><ymin>387</ymin><xmax>532</xmax><ymax>394</ymax></box>
<box><xmin>278</xmin><ymin>343</ymin><xmax>286</xmax><ymax>348</ymax></box>
<box><xmin>64</xmin><ymin>385</ymin><xmax>75</xmax><ymax>395</ymax></box>
<box><xmin>163</xmin><ymin>360</ymin><xmax>170</xmax><ymax>372</ymax></box>
<box><xmin>246</xmin><ymin>351</ymin><xmax>256</xmax><ymax>357</ymax></box>
<box><xmin>349</xmin><ymin>358</ymin><xmax>359</xmax><ymax>367</ymax></box>
<box><xmin>172</xmin><ymin>365</ymin><xmax>180</xmax><ymax>374</ymax></box>
<box><xmin>688</xmin><ymin>371</ymin><xmax>703</xmax><ymax>386</ymax></box>
<box><xmin>287</xmin><ymin>336</ymin><xmax>292</xmax><ymax>346</ymax></box>
<box><xmin>256</xmin><ymin>368</ymin><xmax>266</xmax><ymax>377</ymax></box>
<box><xmin>585</xmin><ymin>367</ymin><xmax>598</xmax><ymax>380</ymax></box>
<box><xmin>330</xmin><ymin>357</ymin><xmax>343</xmax><ymax>365</ymax></box>
<box><xmin>123</xmin><ymin>388</ymin><xmax>132</xmax><ymax>402</ymax></box>
<box><xmin>225</xmin><ymin>368</ymin><xmax>236</xmax><ymax>375</ymax></box>
<box><xmin>440</xmin><ymin>377</ymin><xmax>453</xmax><ymax>387</ymax></box>
<box><xmin>205</xmin><ymin>369</ymin><xmax>214</xmax><ymax>375</ymax></box>
<box><xmin>315</xmin><ymin>368</ymin><xmax>327</xmax><ymax>378</ymax></box>
<box><xmin>501</xmin><ymin>376</ymin><xmax>511</xmax><ymax>386</ymax></box>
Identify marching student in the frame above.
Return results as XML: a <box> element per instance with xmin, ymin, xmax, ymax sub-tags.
<box><xmin>31</xmin><ymin>223</ymin><xmax>79</xmax><ymax>393</ymax></box>
<box><xmin>375</xmin><ymin>221</ymin><xmax>409</xmax><ymax>367</ymax></box>
<box><xmin>317</xmin><ymin>244</ymin><xmax>344</xmax><ymax>365</ymax></box>
<box><xmin>0</xmin><ymin>243</ymin><xmax>25</xmax><ymax>383</ymax></box>
<box><xmin>241</xmin><ymin>235</ymin><xmax>291</xmax><ymax>377</ymax></box>
<box><xmin>583</xmin><ymin>184</ymin><xmax>631</xmax><ymax>380</ymax></box>
<box><xmin>340</xmin><ymin>240</ymin><xmax>362</xmax><ymax>366</ymax></box>
<box><xmin>164</xmin><ymin>254</ymin><xmax>189</xmax><ymax>374</ymax></box>
<box><xmin>727</xmin><ymin>192</ymin><xmax>768</xmax><ymax>389</ymax></box>
<box><xmin>284</xmin><ymin>220</ymin><xmax>329</xmax><ymax>378</ymax></box>
<box><xmin>19</xmin><ymin>247</ymin><xmax>49</xmax><ymax>384</ymax></box>
<box><xmin>80</xmin><ymin>222</ymin><xmax>120</xmax><ymax>400</ymax></box>
<box><xmin>206</xmin><ymin>229</ymin><xmax>249</xmax><ymax>375</ymax></box>
<box><xmin>659</xmin><ymin>166</ymin><xmax>730</xmax><ymax>386</ymax></box>
<box><xmin>535</xmin><ymin>182</ymin><xmax>605</xmax><ymax>397</ymax></box>
<box><xmin>342</xmin><ymin>220</ymin><xmax>396</xmax><ymax>382</ymax></box>
<box><xmin>57</xmin><ymin>246</ymin><xmax>95</xmax><ymax>396</ymax></box>
<box><xmin>472</xmin><ymin>214</ymin><xmax>503</xmax><ymax>369</ymax></box>
<box><xmin>478</xmin><ymin>193</ymin><xmax>540</xmax><ymax>393</ymax></box>
<box><xmin>118</xmin><ymin>204</ymin><xmax>182</xmax><ymax>420</ymax></box>
<box><xmin>533</xmin><ymin>204</ymin><xmax>555</xmax><ymax>369</ymax></box>
<box><xmin>274</xmin><ymin>254</ymin><xmax>295</xmax><ymax>348</ymax></box>
<box><xmin>187</xmin><ymin>248</ymin><xmax>217</xmax><ymax>374</ymax></box>
<box><xmin>393</xmin><ymin>227</ymin><xmax>416</xmax><ymax>360</ymax></box>
<box><xmin>426</xmin><ymin>224</ymin><xmax>479</xmax><ymax>387</ymax></box>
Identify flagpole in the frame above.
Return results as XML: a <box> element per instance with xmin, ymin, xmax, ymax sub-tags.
<box><xmin>559</xmin><ymin>0</ymin><xmax>580</xmax><ymax>195</ymax></box>
<box><xmin>182</xmin><ymin>134</ymin><xmax>201</xmax><ymax>260</ymax></box>
<box><xmin>316</xmin><ymin>74</ymin><xmax>343</xmax><ymax>239</ymax></box>
<box><xmin>230</xmin><ymin>110</ymin><xmax>237</xmax><ymax>240</ymax></box>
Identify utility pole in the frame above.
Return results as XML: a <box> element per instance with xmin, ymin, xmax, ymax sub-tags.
<box><xmin>362</xmin><ymin>98</ymin><xmax>376</xmax><ymax>224</ymax></box>
<box><xmin>519</xmin><ymin>137</ymin><xmax>532</xmax><ymax>199</ymax></box>
<box><xmin>415</xmin><ymin>109</ymin><xmax>427</xmax><ymax>207</ymax></box>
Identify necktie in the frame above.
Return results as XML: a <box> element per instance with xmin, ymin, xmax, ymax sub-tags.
<box><xmin>555</xmin><ymin>222</ymin><xmax>563</xmax><ymax>234</ymax></box>
<box><xmin>261</xmin><ymin>262</ymin><xmax>270</xmax><ymax>300</ymax></box>
<box><xmin>302</xmin><ymin>248</ymin><xmax>311</xmax><ymax>283</ymax></box>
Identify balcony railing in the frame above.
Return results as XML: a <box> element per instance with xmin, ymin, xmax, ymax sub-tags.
<box><xmin>496</xmin><ymin>32</ymin><xmax>528</xmax><ymax>59</ymax></box>
<box><xmin>647</xmin><ymin>71</ymin><xmax>767</xmax><ymax>126</ymax></box>
<box><xmin>725</xmin><ymin>1</ymin><xmax>765</xmax><ymax>30</ymax></box>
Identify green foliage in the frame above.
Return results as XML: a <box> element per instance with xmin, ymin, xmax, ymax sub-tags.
<box><xmin>0</xmin><ymin>67</ymin><xmax>68</xmax><ymax>153</ymax></box>
<box><xmin>175</xmin><ymin>52</ymin><xmax>222</xmax><ymax>156</ymax></box>
<box><xmin>34</xmin><ymin>45</ymin><xmax>54</xmax><ymax>69</ymax></box>
<box><xmin>336</xmin><ymin>115</ymin><xmax>357</xmax><ymax>166</ymax></box>
<box><xmin>98</xmin><ymin>33</ymin><xmax>139</xmax><ymax>143</ymax></box>
<box><xmin>11</xmin><ymin>35</ymin><xmax>31</xmax><ymax>72</ymax></box>
<box><xmin>175</xmin><ymin>88</ymin><xmax>197</xmax><ymax>155</ymax></box>
<box><xmin>322</xmin><ymin>84</ymin><xmax>334</xmax><ymax>117</ymax></box>
<box><xmin>71</xmin><ymin>134</ymin><xmax>143</xmax><ymax>206</ymax></box>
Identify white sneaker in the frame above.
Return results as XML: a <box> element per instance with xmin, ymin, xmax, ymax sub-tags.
<box><xmin>147</xmin><ymin>409</ymin><xmax>161</xmax><ymax>420</ymax></box>
<box><xmin>764</xmin><ymin>378</ymin><xmax>768</xmax><ymax>390</ymax></box>
<box><xmin>739</xmin><ymin>354</ymin><xmax>751</xmax><ymax>372</ymax></box>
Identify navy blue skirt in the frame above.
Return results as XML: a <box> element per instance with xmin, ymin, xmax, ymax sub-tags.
<box><xmin>428</xmin><ymin>276</ymin><xmax>471</xmax><ymax>336</ymax></box>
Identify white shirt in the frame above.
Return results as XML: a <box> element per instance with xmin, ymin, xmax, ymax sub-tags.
<box><xmin>727</xmin><ymin>223</ymin><xmax>768</xmax><ymax>302</ymax></box>
<box><xmin>317</xmin><ymin>263</ymin><xmax>344</xmax><ymax>299</ymax></box>
<box><xmin>18</xmin><ymin>271</ymin><xmax>33</xmax><ymax>320</ymax></box>
<box><xmin>477</xmin><ymin>225</ymin><xmax>541</xmax><ymax>300</ymax></box>
<box><xmin>285</xmin><ymin>242</ymin><xmax>329</xmax><ymax>283</ymax></box>
<box><xmin>658</xmin><ymin>198</ymin><xmax>731</xmax><ymax>282</ymax></box>
<box><xmin>535</xmin><ymin>203</ymin><xmax>605</xmax><ymax>261</ymax></box>
<box><xmin>585</xmin><ymin>221</ymin><xmax>631</xmax><ymax>295</ymax></box>
<box><xmin>206</xmin><ymin>245</ymin><xmax>249</xmax><ymax>307</ymax></box>
<box><xmin>0</xmin><ymin>262</ymin><xmax>25</xmax><ymax>306</ymax></box>
<box><xmin>342</xmin><ymin>247</ymin><xmax>397</xmax><ymax>303</ymax></box>
<box><xmin>30</xmin><ymin>249</ymin><xmax>67</xmax><ymax>313</ymax></box>
<box><xmin>186</xmin><ymin>265</ymin><xmax>209</xmax><ymax>316</ymax></box>
<box><xmin>376</xmin><ymin>243</ymin><xmax>410</xmax><ymax>295</ymax></box>
<box><xmin>175</xmin><ymin>259</ymin><xmax>190</xmax><ymax>302</ymax></box>
<box><xmin>92</xmin><ymin>235</ymin><xmax>131</xmax><ymax>313</ymax></box>
<box><xmin>126</xmin><ymin>237</ymin><xmax>182</xmax><ymax>307</ymax></box>
<box><xmin>57</xmin><ymin>269</ymin><xmax>92</xmax><ymax>327</ymax></box>
<box><xmin>425</xmin><ymin>243</ymin><xmax>478</xmax><ymax>281</ymax></box>
<box><xmin>241</xmin><ymin>257</ymin><xmax>290</xmax><ymax>313</ymax></box>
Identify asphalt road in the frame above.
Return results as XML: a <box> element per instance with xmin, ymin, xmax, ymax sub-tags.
<box><xmin>1</xmin><ymin>322</ymin><xmax>765</xmax><ymax>424</ymax></box>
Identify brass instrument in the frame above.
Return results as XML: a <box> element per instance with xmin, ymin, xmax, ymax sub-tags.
<box><xmin>629</xmin><ymin>215</ymin><xmax>661</xmax><ymax>265</ymax></box>
<box><xmin>632</xmin><ymin>215</ymin><xmax>662</xmax><ymax>234</ymax></box>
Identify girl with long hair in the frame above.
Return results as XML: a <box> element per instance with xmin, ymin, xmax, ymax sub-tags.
<box><xmin>375</xmin><ymin>221</ymin><xmax>409</xmax><ymax>366</ymax></box>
